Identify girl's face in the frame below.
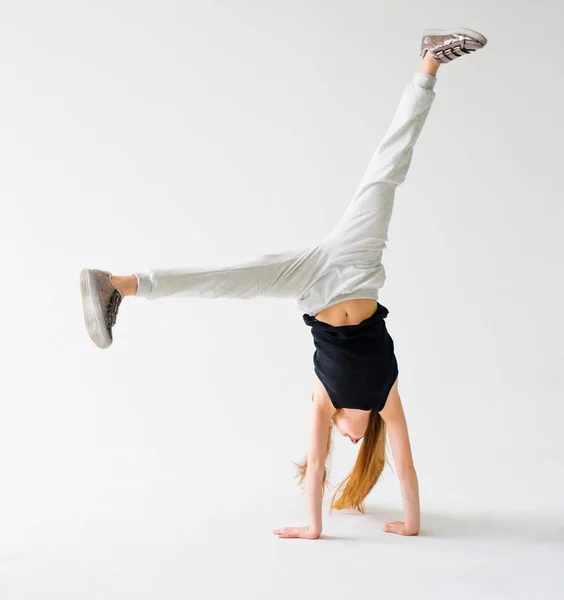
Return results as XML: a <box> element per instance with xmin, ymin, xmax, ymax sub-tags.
<box><xmin>333</xmin><ymin>410</ymin><xmax>368</xmax><ymax>444</ymax></box>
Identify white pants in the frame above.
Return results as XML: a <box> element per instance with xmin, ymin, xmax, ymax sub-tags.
<box><xmin>134</xmin><ymin>71</ymin><xmax>437</xmax><ymax>316</ymax></box>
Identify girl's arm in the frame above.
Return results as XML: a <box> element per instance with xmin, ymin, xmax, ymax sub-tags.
<box><xmin>305</xmin><ymin>397</ymin><xmax>332</xmax><ymax>533</ymax></box>
<box><xmin>273</xmin><ymin>395</ymin><xmax>333</xmax><ymax>540</ymax></box>
<box><xmin>379</xmin><ymin>381</ymin><xmax>420</xmax><ymax>535</ymax></box>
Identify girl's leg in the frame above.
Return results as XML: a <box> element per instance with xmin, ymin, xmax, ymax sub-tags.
<box><xmin>81</xmin><ymin>243</ymin><xmax>328</xmax><ymax>348</ymax></box>
<box><xmin>312</xmin><ymin>28</ymin><xmax>486</xmax><ymax>309</ymax></box>
<box><xmin>319</xmin><ymin>63</ymin><xmax>439</xmax><ymax>269</ymax></box>
<box><xmin>131</xmin><ymin>244</ymin><xmax>327</xmax><ymax>301</ymax></box>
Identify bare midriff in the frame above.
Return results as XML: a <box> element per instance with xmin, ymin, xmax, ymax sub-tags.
<box><xmin>313</xmin><ymin>298</ymin><xmax>378</xmax><ymax>327</ymax></box>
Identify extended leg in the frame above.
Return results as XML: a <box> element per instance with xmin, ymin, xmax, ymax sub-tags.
<box><xmin>320</xmin><ymin>64</ymin><xmax>438</xmax><ymax>266</ymax></box>
<box><xmin>80</xmin><ymin>243</ymin><xmax>327</xmax><ymax>349</ymax></box>
<box><xmin>132</xmin><ymin>244</ymin><xmax>326</xmax><ymax>301</ymax></box>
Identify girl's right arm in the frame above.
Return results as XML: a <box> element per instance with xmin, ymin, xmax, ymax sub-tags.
<box><xmin>305</xmin><ymin>397</ymin><xmax>333</xmax><ymax>534</ymax></box>
<box><xmin>273</xmin><ymin>394</ymin><xmax>333</xmax><ymax>540</ymax></box>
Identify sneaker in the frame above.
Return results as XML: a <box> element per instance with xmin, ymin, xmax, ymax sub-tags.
<box><xmin>80</xmin><ymin>269</ymin><xmax>124</xmax><ymax>349</ymax></box>
<box><xmin>421</xmin><ymin>27</ymin><xmax>487</xmax><ymax>63</ymax></box>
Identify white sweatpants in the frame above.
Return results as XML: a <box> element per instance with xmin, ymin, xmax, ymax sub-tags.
<box><xmin>134</xmin><ymin>71</ymin><xmax>437</xmax><ymax>316</ymax></box>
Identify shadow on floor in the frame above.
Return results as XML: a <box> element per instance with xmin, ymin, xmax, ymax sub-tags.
<box><xmin>348</xmin><ymin>505</ymin><xmax>564</xmax><ymax>544</ymax></box>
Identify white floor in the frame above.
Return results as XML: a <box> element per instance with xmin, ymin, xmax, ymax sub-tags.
<box><xmin>3</xmin><ymin>1</ymin><xmax>564</xmax><ymax>598</ymax></box>
<box><xmin>2</xmin><ymin>491</ymin><xmax>562</xmax><ymax>599</ymax></box>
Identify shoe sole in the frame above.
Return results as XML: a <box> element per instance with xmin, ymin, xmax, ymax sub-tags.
<box><xmin>80</xmin><ymin>268</ymin><xmax>112</xmax><ymax>349</ymax></box>
<box><xmin>422</xmin><ymin>27</ymin><xmax>488</xmax><ymax>47</ymax></box>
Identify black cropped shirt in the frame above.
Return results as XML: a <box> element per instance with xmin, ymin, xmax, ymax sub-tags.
<box><xmin>302</xmin><ymin>302</ymin><xmax>399</xmax><ymax>412</ymax></box>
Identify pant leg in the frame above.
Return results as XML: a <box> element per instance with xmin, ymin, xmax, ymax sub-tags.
<box><xmin>320</xmin><ymin>71</ymin><xmax>437</xmax><ymax>266</ymax></box>
<box><xmin>134</xmin><ymin>243</ymin><xmax>328</xmax><ymax>301</ymax></box>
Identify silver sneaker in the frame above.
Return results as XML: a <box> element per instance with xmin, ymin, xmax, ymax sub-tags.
<box><xmin>80</xmin><ymin>269</ymin><xmax>124</xmax><ymax>349</ymax></box>
<box><xmin>421</xmin><ymin>27</ymin><xmax>487</xmax><ymax>63</ymax></box>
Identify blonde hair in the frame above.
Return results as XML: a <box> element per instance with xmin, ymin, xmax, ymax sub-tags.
<box><xmin>293</xmin><ymin>392</ymin><xmax>388</xmax><ymax>514</ymax></box>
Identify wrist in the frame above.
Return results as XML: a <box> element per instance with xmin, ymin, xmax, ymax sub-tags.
<box><xmin>309</xmin><ymin>524</ymin><xmax>322</xmax><ymax>537</ymax></box>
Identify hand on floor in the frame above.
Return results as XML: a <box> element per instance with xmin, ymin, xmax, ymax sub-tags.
<box><xmin>273</xmin><ymin>525</ymin><xmax>321</xmax><ymax>540</ymax></box>
<box><xmin>382</xmin><ymin>521</ymin><xmax>419</xmax><ymax>536</ymax></box>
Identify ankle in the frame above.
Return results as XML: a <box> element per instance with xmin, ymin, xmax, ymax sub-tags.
<box><xmin>111</xmin><ymin>275</ymin><xmax>138</xmax><ymax>297</ymax></box>
<box><xmin>420</xmin><ymin>51</ymin><xmax>440</xmax><ymax>77</ymax></box>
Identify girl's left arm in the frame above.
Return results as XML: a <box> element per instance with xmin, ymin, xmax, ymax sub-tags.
<box><xmin>384</xmin><ymin>419</ymin><xmax>420</xmax><ymax>535</ymax></box>
<box><xmin>379</xmin><ymin>382</ymin><xmax>420</xmax><ymax>536</ymax></box>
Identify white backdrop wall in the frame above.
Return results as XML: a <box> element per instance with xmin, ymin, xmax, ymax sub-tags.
<box><xmin>1</xmin><ymin>1</ymin><xmax>563</xmax><ymax>598</ymax></box>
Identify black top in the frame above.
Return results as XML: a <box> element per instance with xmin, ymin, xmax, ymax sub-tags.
<box><xmin>302</xmin><ymin>302</ymin><xmax>399</xmax><ymax>412</ymax></box>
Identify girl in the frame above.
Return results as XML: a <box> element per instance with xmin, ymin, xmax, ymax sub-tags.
<box><xmin>80</xmin><ymin>27</ymin><xmax>488</xmax><ymax>540</ymax></box>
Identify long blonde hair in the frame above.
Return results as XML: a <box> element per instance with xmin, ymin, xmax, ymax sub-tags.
<box><xmin>293</xmin><ymin>393</ymin><xmax>389</xmax><ymax>514</ymax></box>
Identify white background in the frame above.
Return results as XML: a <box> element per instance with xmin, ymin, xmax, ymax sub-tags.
<box><xmin>1</xmin><ymin>1</ymin><xmax>563</xmax><ymax>598</ymax></box>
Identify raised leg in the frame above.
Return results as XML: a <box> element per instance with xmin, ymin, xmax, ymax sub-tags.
<box><xmin>320</xmin><ymin>69</ymin><xmax>438</xmax><ymax>267</ymax></box>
